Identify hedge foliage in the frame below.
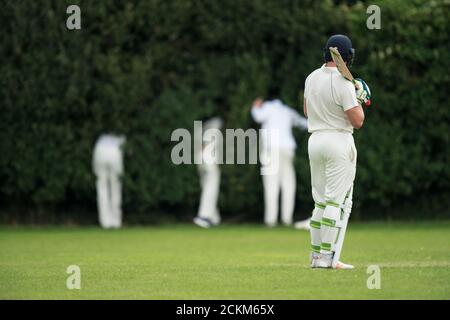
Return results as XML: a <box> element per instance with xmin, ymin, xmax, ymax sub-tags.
<box><xmin>1</xmin><ymin>0</ymin><xmax>449</xmax><ymax>221</ymax></box>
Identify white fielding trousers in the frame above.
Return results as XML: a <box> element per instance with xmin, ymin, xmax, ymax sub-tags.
<box><xmin>93</xmin><ymin>144</ymin><xmax>123</xmax><ymax>229</ymax></box>
<box><xmin>197</xmin><ymin>163</ymin><xmax>221</xmax><ymax>225</ymax></box>
<box><xmin>261</xmin><ymin>148</ymin><xmax>296</xmax><ymax>226</ymax></box>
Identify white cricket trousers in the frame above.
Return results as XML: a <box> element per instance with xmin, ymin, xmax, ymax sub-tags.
<box><xmin>197</xmin><ymin>163</ymin><xmax>221</xmax><ymax>225</ymax></box>
<box><xmin>93</xmin><ymin>144</ymin><xmax>123</xmax><ymax>229</ymax></box>
<box><xmin>308</xmin><ymin>130</ymin><xmax>356</xmax><ymax>253</ymax></box>
<box><xmin>308</xmin><ymin>131</ymin><xmax>356</xmax><ymax>205</ymax></box>
<box><xmin>261</xmin><ymin>148</ymin><xmax>296</xmax><ymax>226</ymax></box>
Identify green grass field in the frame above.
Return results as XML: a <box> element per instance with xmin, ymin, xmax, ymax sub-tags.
<box><xmin>1</xmin><ymin>222</ymin><xmax>449</xmax><ymax>299</ymax></box>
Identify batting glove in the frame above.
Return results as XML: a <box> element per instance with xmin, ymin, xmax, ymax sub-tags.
<box><xmin>354</xmin><ymin>78</ymin><xmax>371</xmax><ymax>106</ymax></box>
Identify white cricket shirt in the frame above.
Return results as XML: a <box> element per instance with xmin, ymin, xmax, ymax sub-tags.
<box><xmin>304</xmin><ymin>65</ymin><xmax>358</xmax><ymax>133</ymax></box>
<box><xmin>95</xmin><ymin>134</ymin><xmax>125</xmax><ymax>149</ymax></box>
<box><xmin>251</xmin><ymin>99</ymin><xmax>308</xmax><ymax>151</ymax></box>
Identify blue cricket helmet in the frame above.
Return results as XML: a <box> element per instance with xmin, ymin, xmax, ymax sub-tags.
<box><xmin>323</xmin><ymin>34</ymin><xmax>355</xmax><ymax>66</ymax></box>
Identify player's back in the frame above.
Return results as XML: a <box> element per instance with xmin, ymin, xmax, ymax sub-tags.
<box><xmin>252</xmin><ymin>100</ymin><xmax>298</xmax><ymax>151</ymax></box>
<box><xmin>96</xmin><ymin>134</ymin><xmax>123</xmax><ymax>148</ymax></box>
<box><xmin>304</xmin><ymin>65</ymin><xmax>356</xmax><ymax>133</ymax></box>
<box><xmin>262</xmin><ymin>101</ymin><xmax>295</xmax><ymax>131</ymax></box>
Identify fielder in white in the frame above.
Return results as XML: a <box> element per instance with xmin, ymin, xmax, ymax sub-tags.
<box><xmin>251</xmin><ymin>98</ymin><xmax>308</xmax><ymax>227</ymax></box>
<box><xmin>92</xmin><ymin>134</ymin><xmax>126</xmax><ymax>229</ymax></box>
<box><xmin>193</xmin><ymin>117</ymin><xmax>223</xmax><ymax>228</ymax></box>
<box><xmin>304</xmin><ymin>34</ymin><xmax>370</xmax><ymax>269</ymax></box>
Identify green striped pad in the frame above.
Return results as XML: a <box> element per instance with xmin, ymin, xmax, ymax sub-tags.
<box><xmin>321</xmin><ymin>242</ymin><xmax>332</xmax><ymax>251</ymax></box>
<box><xmin>310</xmin><ymin>219</ymin><xmax>321</xmax><ymax>229</ymax></box>
<box><xmin>321</xmin><ymin>217</ymin><xmax>336</xmax><ymax>227</ymax></box>
<box><xmin>325</xmin><ymin>200</ymin><xmax>340</xmax><ymax>208</ymax></box>
<box><xmin>311</xmin><ymin>245</ymin><xmax>321</xmax><ymax>253</ymax></box>
<box><xmin>315</xmin><ymin>202</ymin><xmax>326</xmax><ymax>209</ymax></box>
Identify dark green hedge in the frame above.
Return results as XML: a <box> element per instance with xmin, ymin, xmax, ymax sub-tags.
<box><xmin>0</xmin><ymin>0</ymin><xmax>448</xmax><ymax>222</ymax></box>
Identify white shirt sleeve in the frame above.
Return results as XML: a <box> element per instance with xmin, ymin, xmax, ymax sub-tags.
<box><xmin>251</xmin><ymin>104</ymin><xmax>270</xmax><ymax>123</ymax></box>
<box><xmin>339</xmin><ymin>81</ymin><xmax>359</xmax><ymax>111</ymax></box>
<box><xmin>290</xmin><ymin>108</ymin><xmax>308</xmax><ymax>130</ymax></box>
<box><xmin>304</xmin><ymin>72</ymin><xmax>314</xmax><ymax>99</ymax></box>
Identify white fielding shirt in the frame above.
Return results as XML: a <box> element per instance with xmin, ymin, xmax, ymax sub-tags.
<box><xmin>95</xmin><ymin>134</ymin><xmax>126</xmax><ymax>150</ymax></box>
<box><xmin>304</xmin><ymin>65</ymin><xmax>358</xmax><ymax>134</ymax></box>
<box><xmin>251</xmin><ymin>99</ymin><xmax>308</xmax><ymax>152</ymax></box>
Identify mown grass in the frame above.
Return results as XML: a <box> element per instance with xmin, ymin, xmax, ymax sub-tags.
<box><xmin>1</xmin><ymin>222</ymin><xmax>449</xmax><ymax>299</ymax></box>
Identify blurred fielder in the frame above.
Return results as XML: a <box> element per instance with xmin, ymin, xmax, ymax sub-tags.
<box><xmin>304</xmin><ymin>34</ymin><xmax>370</xmax><ymax>269</ymax></box>
<box><xmin>93</xmin><ymin>134</ymin><xmax>126</xmax><ymax>229</ymax></box>
<box><xmin>251</xmin><ymin>98</ymin><xmax>308</xmax><ymax>227</ymax></box>
<box><xmin>193</xmin><ymin>117</ymin><xmax>223</xmax><ymax>228</ymax></box>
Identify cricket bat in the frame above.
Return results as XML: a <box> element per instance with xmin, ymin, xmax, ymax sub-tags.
<box><xmin>329</xmin><ymin>47</ymin><xmax>371</xmax><ymax>106</ymax></box>
<box><xmin>329</xmin><ymin>47</ymin><xmax>355</xmax><ymax>83</ymax></box>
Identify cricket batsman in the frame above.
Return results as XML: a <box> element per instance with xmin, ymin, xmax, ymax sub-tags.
<box><xmin>303</xmin><ymin>34</ymin><xmax>371</xmax><ymax>269</ymax></box>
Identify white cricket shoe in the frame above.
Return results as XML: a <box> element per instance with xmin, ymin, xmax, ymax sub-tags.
<box><xmin>310</xmin><ymin>252</ymin><xmax>321</xmax><ymax>268</ymax></box>
<box><xmin>315</xmin><ymin>253</ymin><xmax>354</xmax><ymax>269</ymax></box>
<box><xmin>294</xmin><ymin>218</ymin><xmax>311</xmax><ymax>231</ymax></box>
<box><xmin>193</xmin><ymin>217</ymin><xmax>213</xmax><ymax>228</ymax></box>
<box><xmin>332</xmin><ymin>261</ymin><xmax>354</xmax><ymax>269</ymax></box>
<box><xmin>315</xmin><ymin>253</ymin><xmax>332</xmax><ymax>268</ymax></box>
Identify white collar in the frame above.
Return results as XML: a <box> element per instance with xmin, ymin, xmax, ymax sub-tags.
<box><xmin>320</xmin><ymin>64</ymin><xmax>339</xmax><ymax>73</ymax></box>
